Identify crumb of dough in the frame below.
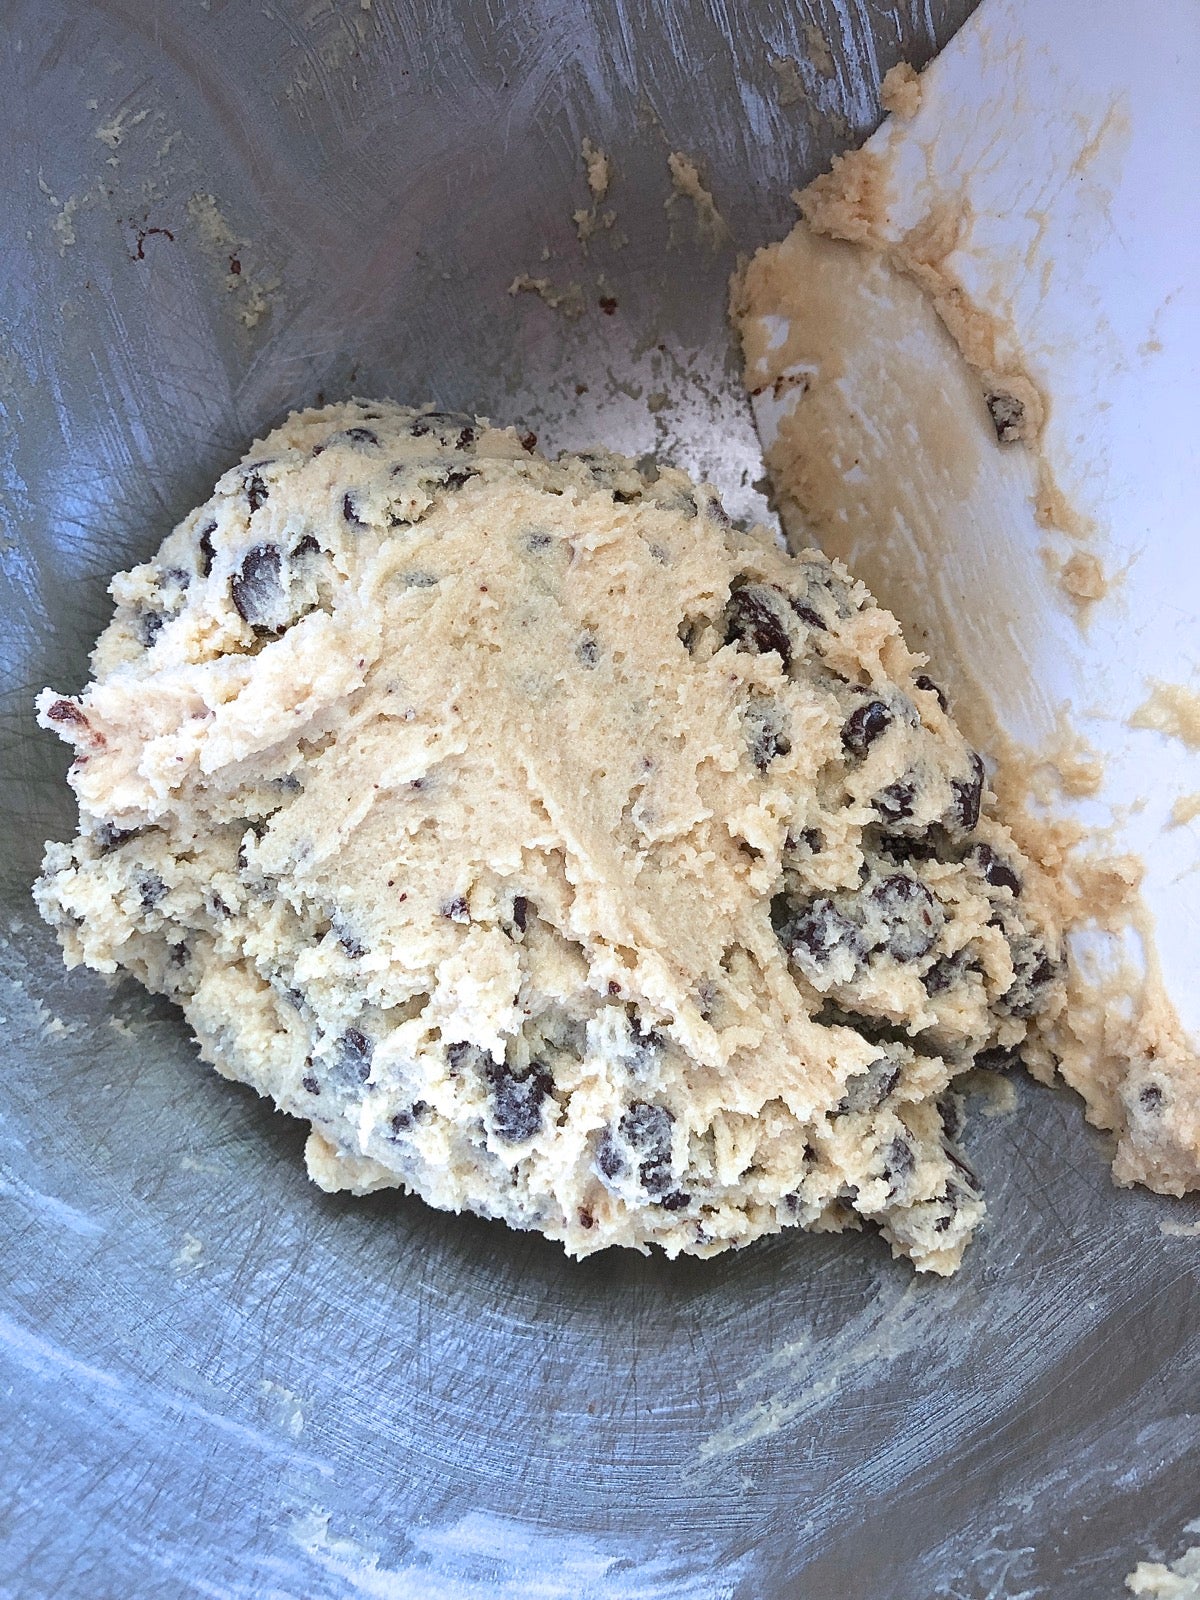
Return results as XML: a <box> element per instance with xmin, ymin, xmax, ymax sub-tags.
<box><xmin>1170</xmin><ymin>794</ymin><xmax>1200</xmax><ymax>827</ymax></box>
<box><xmin>1160</xmin><ymin>1217</ymin><xmax>1200</xmax><ymax>1237</ymax></box>
<box><xmin>880</xmin><ymin>62</ymin><xmax>923</xmax><ymax>119</ymax></box>
<box><xmin>1032</xmin><ymin>714</ymin><xmax>1105</xmax><ymax>801</ymax></box>
<box><xmin>574</xmin><ymin>139</ymin><xmax>617</xmax><ymax>245</ymax></box>
<box><xmin>1126</xmin><ymin>1531</ymin><xmax>1200</xmax><ymax>1599</ymax></box>
<box><xmin>33</xmin><ymin>399</ymin><xmax>1067</xmax><ymax>1275</ymax></box>
<box><xmin>666</xmin><ymin>152</ymin><xmax>731</xmax><ymax>250</ymax></box>
<box><xmin>186</xmin><ymin>192</ymin><xmax>281</xmax><ymax>329</ymax></box>
<box><xmin>793</xmin><ymin>148</ymin><xmax>892</xmax><ymax>248</ymax></box>
<box><xmin>95</xmin><ymin>105</ymin><xmax>149</xmax><ymax>149</ymax></box>
<box><xmin>507</xmin><ymin>273</ymin><xmax>585</xmax><ymax>318</ymax></box>
<box><xmin>802</xmin><ymin>22</ymin><xmax>834</xmax><ymax>77</ymax></box>
<box><xmin>768</xmin><ymin>54</ymin><xmax>808</xmax><ymax>108</ymax></box>
<box><xmin>581</xmin><ymin>137</ymin><xmax>611</xmax><ymax>201</ymax></box>
<box><xmin>1057</xmin><ymin>549</ymin><xmax>1109</xmax><ymax>604</ymax></box>
<box><xmin>1130</xmin><ymin>681</ymin><xmax>1200</xmax><ymax>750</ymax></box>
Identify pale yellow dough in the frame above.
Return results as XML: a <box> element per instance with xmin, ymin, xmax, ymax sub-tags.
<box><xmin>35</xmin><ymin>401</ymin><xmax>1064</xmax><ymax>1271</ymax></box>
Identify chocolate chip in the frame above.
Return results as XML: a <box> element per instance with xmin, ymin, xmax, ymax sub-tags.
<box><xmin>198</xmin><ymin>520</ymin><xmax>217</xmax><ymax>576</ymax></box>
<box><xmin>441</xmin><ymin>895</ymin><xmax>470</xmax><ymax>923</ymax></box>
<box><xmin>773</xmin><ymin>895</ymin><xmax>865</xmax><ymax>981</ymax></box>
<box><xmin>135</xmin><ymin>870</ymin><xmax>167</xmax><ymax>910</ymax></box>
<box><xmin>96</xmin><ymin>821</ymin><xmax>140</xmax><ymax>852</ymax></box>
<box><xmin>626</xmin><ymin>1014</ymin><xmax>663</xmax><ymax>1071</ymax></box>
<box><xmin>577</xmin><ymin>635</ymin><xmax>600</xmax><ymax>667</ymax></box>
<box><xmin>302</xmin><ymin>1071</ymin><xmax>321</xmax><ymax>1095</ymax></box>
<box><xmin>332</xmin><ymin>917</ymin><xmax>366</xmax><ymax>958</ymax></box>
<box><xmin>883</xmin><ymin>1134</ymin><xmax>916</xmax><ymax>1195</ymax></box>
<box><xmin>598</xmin><ymin>295</ymin><xmax>619</xmax><ymax>315</ymax></box>
<box><xmin>922</xmin><ymin>949</ymin><xmax>972</xmax><ymax>995</ymax></box>
<box><xmin>342</xmin><ymin>493</ymin><xmax>365</xmax><ymax>526</ymax></box>
<box><xmin>390</xmin><ymin>1100</ymin><xmax>430</xmax><ymax>1134</ymax></box>
<box><xmin>842</xmin><ymin>700</ymin><xmax>892</xmax><ymax>758</ymax></box>
<box><xmin>836</xmin><ymin>1058</ymin><xmax>900</xmax><ymax>1115</ymax></box>
<box><xmin>446</xmin><ymin>1040</ymin><xmax>483</xmax><ymax>1075</ymax></box>
<box><xmin>169</xmin><ymin>941</ymin><xmax>189</xmax><ymax>966</ymax></box>
<box><xmin>245</xmin><ymin>473</ymin><xmax>269</xmax><ymax>513</ymax></box>
<box><xmin>973</xmin><ymin>1045</ymin><xmax>1021</xmax><ymax>1072</ymax></box>
<box><xmin>524</xmin><ymin>531</ymin><xmax>553</xmax><ymax>552</ymax></box>
<box><xmin>619</xmin><ymin>1101</ymin><xmax>675</xmax><ymax>1198</ymax></box>
<box><xmin>439</xmin><ymin>465</ymin><xmax>478</xmax><ymax>491</ymax></box>
<box><xmin>998</xmin><ymin>939</ymin><xmax>1057</xmax><ymax>1018</ymax></box>
<box><xmin>952</xmin><ymin>753</ymin><xmax>985</xmax><ymax>832</ymax></box>
<box><xmin>874</xmin><ymin>781</ymin><xmax>916</xmax><ymax>824</ymax></box>
<box><xmin>343</xmin><ymin>426</ymin><xmax>380</xmax><ymax>446</ymax></box>
<box><xmin>1139</xmin><ymin>1083</ymin><xmax>1165</xmax><ymax>1113</ymax></box>
<box><xmin>785</xmin><ymin>828</ymin><xmax>823</xmax><ymax>856</ymax></box>
<box><xmin>914</xmin><ymin>673</ymin><xmax>948</xmax><ymax>712</ymax></box>
<box><xmin>788</xmin><ymin>597</ymin><xmax>827</xmax><ymax>631</ymax></box>
<box><xmin>487</xmin><ymin>1058</ymin><xmax>553</xmax><ymax>1143</ymax></box>
<box><xmin>659</xmin><ymin>1190</ymin><xmax>691</xmax><ymax>1211</ymax></box>
<box><xmin>789</xmin><ymin>560</ymin><xmax>854</xmax><ymax>628</ymax></box>
<box><xmin>137</xmin><ymin>608</ymin><xmax>166</xmax><ymax>648</ymax></box>
<box><xmin>986</xmin><ymin>391</ymin><xmax>1025</xmax><ymax>443</ymax></box>
<box><xmin>744</xmin><ymin>695</ymin><xmax>791</xmax><ymax>770</ymax></box>
<box><xmin>677</xmin><ymin>617</ymin><xmax>703</xmax><ymax>654</ymax></box>
<box><xmin>723</xmin><ymin>583</ymin><xmax>793</xmax><ymax>666</ymax></box>
<box><xmin>511</xmin><ymin>895</ymin><xmax>528</xmax><ymax>933</ymax></box>
<box><xmin>291</xmin><ymin>534</ymin><xmax>320</xmax><ymax>557</ymax></box>
<box><xmin>596</xmin><ymin>1133</ymin><xmax>625</xmax><ymax>1180</ymax></box>
<box><xmin>520</xmin><ymin>431</ymin><xmax>538</xmax><ymax>453</ymax></box>
<box><xmin>971</xmin><ymin>843</ymin><xmax>1021</xmax><ymax>896</ymax></box>
<box><xmin>332</xmin><ymin>1028</ymin><xmax>373</xmax><ymax>1086</ymax></box>
<box><xmin>869</xmin><ymin>874</ymin><xmax>943</xmax><ymax>962</ymax></box>
<box><xmin>410</xmin><ymin>410</ymin><xmax>476</xmax><ymax>443</ymax></box>
<box><xmin>230</xmin><ymin>544</ymin><xmax>284</xmax><ymax>631</ymax></box>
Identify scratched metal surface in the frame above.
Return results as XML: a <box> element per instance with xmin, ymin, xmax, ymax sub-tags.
<box><xmin>1</xmin><ymin>2</ymin><xmax>1197</xmax><ymax>1597</ymax></box>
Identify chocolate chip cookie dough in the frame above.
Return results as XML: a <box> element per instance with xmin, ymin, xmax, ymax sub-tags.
<box><xmin>34</xmin><ymin>400</ymin><xmax>1064</xmax><ymax>1272</ymax></box>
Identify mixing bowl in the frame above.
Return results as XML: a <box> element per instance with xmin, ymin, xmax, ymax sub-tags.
<box><xmin>2</xmin><ymin>2</ymin><xmax>1196</xmax><ymax>1595</ymax></box>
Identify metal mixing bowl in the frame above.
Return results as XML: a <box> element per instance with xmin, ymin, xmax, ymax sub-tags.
<box><xmin>2</xmin><ymin>3</ymin><xmax>1196</xmax><ymax>1595</ymax></box>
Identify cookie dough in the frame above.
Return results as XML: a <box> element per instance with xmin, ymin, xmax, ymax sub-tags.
<box><xmin>34</xmin><ymin>400</ymin><xmax>1064</xmax><ymax>1272</ymax></box>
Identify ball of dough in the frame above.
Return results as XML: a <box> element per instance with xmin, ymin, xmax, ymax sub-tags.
<box><xmin>35</xmin><ymin>399</ymin><xmax>1064</xmax><ymax>1273</ymax></box>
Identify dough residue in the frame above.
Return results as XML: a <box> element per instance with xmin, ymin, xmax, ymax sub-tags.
<box><xmin>185</xmin><ymin>192</ymin><xmax>281</xmax><ymax>330</ymax></box>
<box><xmin>581</xmin><ymin>137</ymin><xmax>611</xmax><ymax>202</ymax></box>
<box><xmin>1131</xmin><ymin>681</ymin><xmax>1200</xmax><ymax>750</ymax></box>
<box><xmin>507</xmin><ymin>273</ymin><xmax>586</xmax><ymax>319</ymax></box>
<box><xmin>802</xmin><ymin>22</ymin><xmax>834</xmax><ymax>78</ymax></box>
<box><xmin>666</xmin><ymin>152</ymin><xmax>730</xmax><ymax>251</ymax></box>
<box><xmin>731</xmin><ymin>191</ymin><xmax>1200</xmax><ymax>1200</ymax></box>
<box><xmin>573</xmin><ymin>139</ymin><xmax>617</xmax><ymax>246</ymax></box>
<box><xmin>880</xmin><ymin>62</ymin><xmax>922</xmax><ymax>119</ymax></box>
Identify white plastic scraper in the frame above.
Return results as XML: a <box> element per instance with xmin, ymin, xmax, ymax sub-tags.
<box><xmin>734</xmin><ymin>0</ymin><xmax>1200</xmax><ymax>1073</ymax></box>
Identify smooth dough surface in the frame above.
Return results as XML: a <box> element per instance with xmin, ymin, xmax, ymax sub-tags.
<box><xmin>35</xmin><ymin>400</ymin><xmax>1065</xmax><ymax>1273</ymax></box>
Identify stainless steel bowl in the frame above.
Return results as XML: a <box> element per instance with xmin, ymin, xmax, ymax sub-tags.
<box><xmin>2</xmin><ymin>2</ymin><xmax>1196</xmax><ymax>1595</ymax></box>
